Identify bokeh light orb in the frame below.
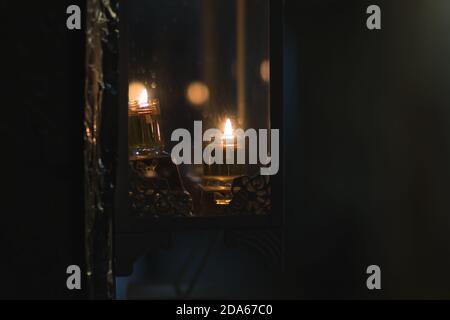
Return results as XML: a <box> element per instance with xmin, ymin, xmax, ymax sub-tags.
<box><xmin>186</xmin><ymin>81</ymin><xmax>210</xmax><ymax>107</ymax></box>
<box><xmin>260</xmin><ymin>60</ymin><xmax>270</xmax><ymax>83</ymax></box>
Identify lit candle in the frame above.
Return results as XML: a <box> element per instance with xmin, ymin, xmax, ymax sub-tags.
<box><xmin>203</xmin><ymin>118</ymin><xmax>246</xmax><ymax>177</ymax></box>
<box><xmin>221</xmin><ymin>118</ymin><xmax>243</xmax><ymax>176</ymax></box>
<box><xmin>201</xmin><ymin>118</ymin><xmax>246</xmax><ymax>207</ymax></box>
<box><xmin>128</xmin><ymin>87</ymin><xmax>164</xmax><ymax>159</ymax></box>
<box><xmin>222</xmin><ymin>118</ymin><xmax>235</xmax><ymax>147</ymax></box>
<box><xmin>138</xmin><ymin>88</ymin><xmax>150</xmax><ymax>108</ymax></box>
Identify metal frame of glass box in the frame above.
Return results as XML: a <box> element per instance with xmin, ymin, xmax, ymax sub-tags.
<box><xmin>114</xmin><ymin>0</ymin><xmax>284</xmax><ymax>276</ymax></box>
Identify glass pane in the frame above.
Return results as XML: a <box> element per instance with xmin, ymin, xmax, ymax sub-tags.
<box><xmin>127</xmin><ymin>0</ymin><xmax>271</xmax><ymax>218</ymax></box>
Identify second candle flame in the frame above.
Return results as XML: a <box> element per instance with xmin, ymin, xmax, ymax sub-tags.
<box><xmin>223</xmin><ymin>119</ymin><xmax>234</xmax><ymax>139</ymax></box>
<box><xmin>138</xmin><ymin>89</ymin><xmax>150</xmax><ymax>108</ymax></box>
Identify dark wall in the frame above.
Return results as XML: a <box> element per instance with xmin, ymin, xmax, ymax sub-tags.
<box><xmin>285</xmin><ymin>0</ymin><xmax>450</xmax><ymax>298</ymax></box>
<box><xmin>1</xmin><ymin>1</ymin><xmax>86</xmax><ymax>299</ymax></box>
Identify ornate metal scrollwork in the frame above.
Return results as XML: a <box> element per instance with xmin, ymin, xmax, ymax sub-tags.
<box><xmin>129</xmin><ymin>168</ymin><xmax>271</xmax><ymax>218</ymax></box>
<box><xmin>129</xmin><ymin>160</ymin><xmax>193</xmax><ymax>218</ymax></box>
<box><xmin>228</xmin><ymin>174</ymin><xmax>271</xmax><ymax>216</ymax></box>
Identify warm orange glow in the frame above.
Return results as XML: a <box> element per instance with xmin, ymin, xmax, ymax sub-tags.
<box><xmin>223</xmin><ymin>119</ymin><xmax>234</xmax><ymax>139</ymax></box>
<box><xmin>215</xmin><ymin>199</ymin><xmax>232</xmax><ymax>206</ymax></box>
<box><xmin>138</xmin><ymin>89</ymin><xmax>150</xmax><ymax>108</ymax></box>
<box><xmin>129</xmin><ymin>82</ymin><xmax>146</xmax><ymax>102</ymax></box>
<box><xmin>186</xmin><ymin>82</ymin><xmax>210</xmax><ymax>106</ymax></box>
<box><xmin>260</xmin><ymin>60</ymin><xmax>270</xmax><ymax>83</ymax></box>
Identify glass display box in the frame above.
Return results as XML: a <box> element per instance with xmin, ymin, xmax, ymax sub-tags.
<box><xmin>114</xmin><ymin>0</ymin><xmax>283</xmax><ymax>276</ymax></box>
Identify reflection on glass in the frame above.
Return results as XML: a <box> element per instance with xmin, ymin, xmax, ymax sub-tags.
<box><xmin>127</xmin><ymin>0</ymin><xmax>271</xmax><ymax>217</ymax></box>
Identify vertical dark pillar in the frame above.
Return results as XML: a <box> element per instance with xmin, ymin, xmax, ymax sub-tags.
<box><xmin>1</xmin><ymin>1</ymin><xmax>87</xmax><ymax>299</ymax></box>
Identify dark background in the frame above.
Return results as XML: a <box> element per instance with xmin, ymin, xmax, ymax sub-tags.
<box><xmin>286</xmin><ymin>0</ymin><xmax>450</xmax><ymax>299</ymax></box>
<box><xmin>2</xmin><ymin>0</ymin><xmax>450</xmax><ymax>299</ymax></box>
<box><xmin>2</xmin><ymin>1</ymin><xmax>86</xmax><ymax>299</ymax></box>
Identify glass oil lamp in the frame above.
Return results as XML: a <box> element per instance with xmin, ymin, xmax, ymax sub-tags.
<box><xmin>203</xmin><ymin>118</ymin><xmax>245</xmax><ymax>177</ymax></box>
<box><xmin>200</xmin><ymin>118</ymin><xmax>246</xmax><ymax>208</ymax></box>
<box><xmin>128</xmin><ymin>86</ymin><xmax>164</xmax><ymax>160</ymax></box>
<box><xmin>128</xmin><ymin>82</ymin><xmax>192</xmax><ymax>215</ymax></box>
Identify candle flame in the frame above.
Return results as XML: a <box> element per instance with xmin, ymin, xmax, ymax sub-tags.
<box><xmin>129</xmin><ymin>82</ymin><xmax>146</xmax><ymax>102</ymax></box>
<box><xmin>138</xmin><ymin>89</ymin><xmax>149</xmax><ymax>108</ymax></box>
<box><xmin>223</xmin><ymin>119</ymin><xmax>233</xmax><ymax>138</ymax></box>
